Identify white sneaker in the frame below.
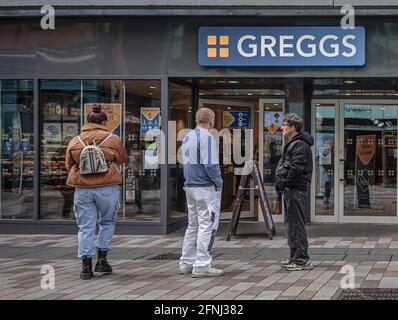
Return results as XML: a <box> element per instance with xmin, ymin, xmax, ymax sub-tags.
<box><xmin>191</xmin><ymin>267</ymin><xmax>224</xmax><ymax>278</ymax></box>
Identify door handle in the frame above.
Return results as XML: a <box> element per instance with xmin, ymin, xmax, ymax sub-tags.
<box><xmin>339</xmin><ymin>158</ymin><xmax>345</xmax><ymax>182</ymax></box>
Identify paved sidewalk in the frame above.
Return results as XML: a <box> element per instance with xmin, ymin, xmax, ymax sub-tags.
<box><xmin>1</xmin><ymin>222</ymin><xmax>398</xmax><ymax>300</ymax></box>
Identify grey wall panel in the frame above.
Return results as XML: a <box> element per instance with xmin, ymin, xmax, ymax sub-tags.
<box><xmin>0</xmin><ymin>17</ymin><xmax>398</xmax><ymax>78</ymax></box>
<box><xmin>0</xmin><ymin>1</ymin><xmax>334</xmax><ymax>7</ymax></box>
<box><xmin>167</xmin><ymin>17</ymin><xmax>398</xmax><ymax>78</ymax></box>
<box><xmin>0</xmin><ymin>22</ymin><xmax>37</xmax><ymax>76</ymax></box>
<box><xmin>0</xmin><ymin>18</ymin><xmax>170</xmax><ymax>76</ymax></box>
<box><xmin>2</xmin><ymin>1</ymin><xmax>398</xmax><ymax>7</ymax></box>
<box><xmin>335</xmin><ymin>0</ymin><xmax>398</xmax><ymax>6</ymax></box>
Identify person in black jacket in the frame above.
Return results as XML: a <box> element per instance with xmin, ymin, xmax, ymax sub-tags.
<box><xmin>275</xmin><ymin>113</ymin><xmax>314</xmax><ymax>271</ymax></box>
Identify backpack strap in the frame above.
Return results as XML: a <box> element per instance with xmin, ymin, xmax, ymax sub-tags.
<box><xmin>99</xmin><ymin>133</ymin><xmax>114</xmax><ymax>147</ymax></box>
<box><xmin>77</xmin><ymin>136</ymin><xmax>86</xmax><ymax>147</ymax></box>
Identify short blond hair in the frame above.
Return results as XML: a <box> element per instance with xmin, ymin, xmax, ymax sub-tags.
<box><xmin>196</xmin><ymin>107</ymin><xmax>215</xmax><ymax>125</ymax></box>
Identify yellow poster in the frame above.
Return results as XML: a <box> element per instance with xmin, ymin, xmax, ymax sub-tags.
<box><xmin>84</xmin><ymin>103</ymin><xmax>122</xmax><ymax>135</ymax></box>
<box><xmin>223</xmin><ymin>111</ymin><xmax>235</xmax><ymax>128</ymax></box>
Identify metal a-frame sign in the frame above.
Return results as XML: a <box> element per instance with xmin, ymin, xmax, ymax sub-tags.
<box><xmin>226</xmin><ymin>160</ymin><xmax>276</xmax><ymax>241</ymax></box>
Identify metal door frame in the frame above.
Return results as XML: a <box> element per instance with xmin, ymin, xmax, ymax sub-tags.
<box><xmin>311</xmin><ymin>99</ymin><xmax>398</xmax><ymax>224</ymax></box>
<box><xmin>311</xmin><ymin>99</ymin><xmax>340</xmax><ymax>223</ymax></box>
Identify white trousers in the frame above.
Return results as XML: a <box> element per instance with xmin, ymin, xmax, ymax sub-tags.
<box><xmin>180</xmin><ymin>187</ymin><xmax>222</xmax><ymax>272</ymax></box>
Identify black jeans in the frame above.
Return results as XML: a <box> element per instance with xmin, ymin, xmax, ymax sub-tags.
<box><xmin>283</xmin><ymin>188</ymin><xmax>310</xmax><ymax>265</ymax></box>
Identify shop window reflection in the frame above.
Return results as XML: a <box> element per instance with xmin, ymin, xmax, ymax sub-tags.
<box><xmin>169</xmin><ymin>83</ymin><xmax>192</xmax><ymax>219</ymax></box>
<box><xmin>0</xmin><ymin>80</ymin><xmax>34</xmax><ymax>219</ymax></box>
<box><xmin>263</xmin><ymin>103</ymin><xmax>283</xmax><ymax>216</ymax></box>
<box><xmin>124</xmin><ymin>80</ymin><xmax>161</xmax><ymax>221</ymax></box>
<box><xmin>314</xmin><ymin>104</ymin><xmax>336</xmax><ymax>216</ymax></box>
<box><xmin>40</xmin><ymin>80</ymin><xmax>82</xmax><ymax>220</ymax></box>
<box><xmin>39</xmin><ymin>80</ymin><xmax>162</xmax><ymax>221</ymax></box>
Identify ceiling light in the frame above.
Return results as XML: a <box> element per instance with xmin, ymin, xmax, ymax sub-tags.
<box><xmin>150</xmin><ymin>86</ymin><xmax>156</xmax><ymax>89</ymax></box>
<box><xmin>344</xmin><ymin>80</ymin><xmax>356</xmax><ymax>84</ymax></box>
<box><xmin>228</xmin><ymin>80</ymin><xmax>240</xmax><ymax>84</ymax></box>
<box><xmin>248</xmin><ymin>93</ymin><xmax>253</xmax><ymax>96</ymax></box>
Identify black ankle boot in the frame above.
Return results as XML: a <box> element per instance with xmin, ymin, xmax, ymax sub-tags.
<box><xmin>80</xmin><ymin>257</ymin><xmax>93</xmax><ymax>280</ymax></box>
<box><xmin>94</xmin><ymin>249</ymin><xmax>113</xmax><ymax>274</ymax></box>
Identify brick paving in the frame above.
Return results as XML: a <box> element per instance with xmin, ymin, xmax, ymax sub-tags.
<box><xmin>1</xmin><ymin>222</ymin><xmax>398</xmax><ymax>300</ymax></box>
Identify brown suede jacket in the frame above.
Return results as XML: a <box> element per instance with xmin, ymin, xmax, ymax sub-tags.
<box><xmin>65</xmin><ymin>123</ymin><xmax>128</xmax><ymax>187</ymax></box>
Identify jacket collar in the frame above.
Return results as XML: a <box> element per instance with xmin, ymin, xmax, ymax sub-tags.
<box><xmin>80</xmin><ymin>123</ymin><xmax>110</xmax><ymax>133</ymax></box>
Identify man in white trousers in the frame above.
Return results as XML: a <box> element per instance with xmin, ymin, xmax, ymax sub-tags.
<box><xmin>179</xmin><ymin>107</ymin><xmax>224</xmax><ymax>278</ymax></box>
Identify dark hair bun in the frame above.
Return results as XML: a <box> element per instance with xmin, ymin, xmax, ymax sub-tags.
<box><xmin>92</xmin><ymin>105</ymin><xmax>102</xmax><ymax>113</ymax></box>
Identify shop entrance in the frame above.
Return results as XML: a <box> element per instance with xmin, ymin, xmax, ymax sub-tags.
<box><xmin>312</xmin><ymin>99</ymin><xmax>398</xmax><ymax>224</ymax></box>
<box><xmin>199</xmin><ymin>99</ymin><xmax>255</xmax><ymax>220</ymax></box>
<box><xmin>198</xmin><ymin>97</ymin><xmax>286</xmax><ymax>222</ymax></box>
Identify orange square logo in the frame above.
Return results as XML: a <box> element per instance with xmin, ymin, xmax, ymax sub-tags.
<box><xmin>219</xmin><ymin>36</ymin><xmax>229</xmax><ymax>45</ymax></box>
<box><xmin>219</xmin><ymin>48</ymin><xmax>229</xmax><ymax>58</ymax></box>
<box><xmin>207</xmin><ymin>35</ymin><xmax>217</xmax><ymax>45</ymax></box>
<box><xmin>207</xmin><ymin>48</ymin><xmax>217</xmax><ymax>58</ymax></box>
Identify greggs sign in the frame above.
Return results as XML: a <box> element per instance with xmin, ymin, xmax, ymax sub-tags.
<box><xmin>199</xmin><ymin>27</ymin><xmax>365</xmax><ymax>67</ymax></box>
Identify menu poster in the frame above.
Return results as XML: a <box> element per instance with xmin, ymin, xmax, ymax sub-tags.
<box><xmin>43</xmin><ymin>123</ymin><xmax>62</xmax><ymax>144</ymax></box>
<box><xmin>140</xmin><ymin>107</ymin><xmax>161</xmax><ymax>134</ymax></box>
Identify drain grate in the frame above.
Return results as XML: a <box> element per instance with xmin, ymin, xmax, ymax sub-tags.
<box><xmin>148</xmin><ymin>253</ymin><xmax>180</xmax><ymax>260</ymax></box>
<box><xmin>338</xmin><ymin>288</ymin><xmax>398</xmax><ymax>300</ymax></box>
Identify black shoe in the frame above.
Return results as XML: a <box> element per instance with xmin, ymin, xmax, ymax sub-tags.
<box><xmin>94</xmin><ymin>249</ymin><xmax>113</xmax><ymax>274</ymax></box>
<box><xmin>80</xmin><ymin>257</ymin><xmax>94</xmax><ymax>280</ymax></box>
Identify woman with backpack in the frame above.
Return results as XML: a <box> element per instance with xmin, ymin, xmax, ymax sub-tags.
<box><xmin>65</xmin><ymin>104</ymin><xmax>128</xmax><ymax>280</ymax></box>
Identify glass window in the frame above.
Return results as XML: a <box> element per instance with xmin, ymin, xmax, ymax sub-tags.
<box><xmin>314</xmin><ymin>102</ymin><xmax>336</xmax><ymax>216</ymax></box>
<box><xmin>40</xmin><ymin>79</ymin><xmax>162</xmax><ymax>221</ymax></box>
<box><xmin>124</xmin><ymin>80</ymin><xmax>161</xmax><ymax>221</ymax></box>
<box><xmin>40</xmin><ymin>80</ymin><xmax>82</xmax><ymax>220</ymax></box>
<box><xmin>0</xmin><ymin>80</ymin><xmax>34</xmax><ymax>219</ymax></box>
<box><xmin>343</xmin><ymin>103</ymin><xmax>397</xmax><ymax>217</ymax></box>
<box><xmin>169</xmin><ymin>82</ymin><xmax>192</xmax><ymax>219</ymax></box>
<box><xmin>263</xmin><ymin>102</ymin><xmax>284</xmax><ymax>217</ymax></box>
<box><xmin>40</xmin><ymin>80</ymin><xmax>126</xmax><ymax>220</ymax></box>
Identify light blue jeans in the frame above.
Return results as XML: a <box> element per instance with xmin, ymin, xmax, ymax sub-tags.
<box><xmin>74</xmin><ymin>185</ymin><xmax>121</xmax><ymax>258</ymax></box>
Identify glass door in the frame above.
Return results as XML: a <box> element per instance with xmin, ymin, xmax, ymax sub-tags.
<box><xmin>198</xmin><ymin>99</ymin><xmax>255</xmax><ymax>220</ymax></box>
<box><xmin>259</xmin><ymin>99</ymin><xmax>285</xmax><ymax>223</ymax></box>
<box><xmin>311</xmin><ymin>100</ymin><xmax>339</xmax><ymax>222</ymax></box>
<box><xmin>340</xmin><ymin>100</ymin><xmax>398</xmax><ymax>223</ymax></box>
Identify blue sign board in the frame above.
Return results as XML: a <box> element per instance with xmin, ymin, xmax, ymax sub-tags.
<box><xmin>223</xmin><ymin>111</ymin><xmax>251</xmax><ymax>129</ymax></box>
<box><xmin>141</xmin><ymin>107</ymin><xmax>160</xmax><ymax>134</ymax></box>
<box><xmin>199</xmin><ymin>27</ymin><xmax>365</xmax><ymax>67</ymax></box>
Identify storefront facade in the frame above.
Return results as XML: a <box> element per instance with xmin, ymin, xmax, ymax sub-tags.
<box><xmin>1</xmin><ymin>2</ymin><xmax>398</xmax><ymax>234</ymax></box>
